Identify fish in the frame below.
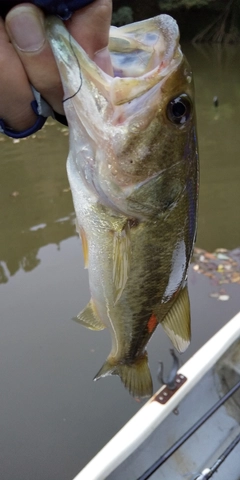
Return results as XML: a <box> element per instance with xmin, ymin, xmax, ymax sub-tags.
<box><xmin>46</xmin><ymin>14</ymin><xmax>199</xmax><ymax>398</ymax></box>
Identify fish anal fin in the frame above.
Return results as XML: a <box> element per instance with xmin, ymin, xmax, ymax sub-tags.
<box><xmin>94</xmin><ymin>353</ymin><xmax>153</xmax><ymax>398</ymax></box>
<box><xmin>161</xmin><ymin>286</ymin><xmax>191</xmax><ymax>353</ymax></box>
<box><xmin>74</xmin><ymin>300</ymin><xmax>105</xmax><ymax>331</ymax></box>
<box><xmin>112</xmin><ymin>221</ymin><xmax>131</xmax><ymax>304</ymax></box>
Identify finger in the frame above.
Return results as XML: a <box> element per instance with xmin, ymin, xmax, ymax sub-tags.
<box><xmin>6</xmin><ymin>4</ymin><xmax>64</xmax><ymax>115</ymax></box>
<box><xmin>0</xmin><ymin>17</ymin><xmax>36</xmax><ymax>131</ymax></box>
<box><xmin>65</xmin><ymin>0</ymin><xmax>113</xmax><ymax>75</ymax></box>
<box><xmin>6</xmin><ymin>0</ymin><xmax>113</xmax><ymax>117</ymax></box>
<box><xmin>66</xmin><ymin>0</ymin><xmax>112</xmax><ymax>57</ymax></box>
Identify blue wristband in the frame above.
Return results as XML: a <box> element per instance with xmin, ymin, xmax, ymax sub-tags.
<box><xmin>0</xmin><ymin>87</ymin><xmax>68</xmax><ymax>139</ymax></box>
<box><xmin>1</xmin><ymin>0</ymin><xmax>96</xmax><ymax>20</ymax></box>
<box><xmin>35</xmin><ymin>0</ymin><xmax>96</xmax><ymax>20</ymax></box>
<box><xmin>0</xmin><ymin>99</ymin><xmax>47</xmax><ymax>139</ymax></box>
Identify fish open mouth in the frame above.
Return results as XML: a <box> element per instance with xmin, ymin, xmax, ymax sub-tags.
<box><xmin>46</xmin><ymin>14</ymin><xmax>182</xmax><ymax>107</ymax></box>
<box><xmin>46</xmin><ymin>14</ymin><xmax>188</xmax><ymax>209</ymax></box>
<box><xmin>108</xmin><ymin>15</ymin><xmax>182</xmax><ymax>105</ymax></box>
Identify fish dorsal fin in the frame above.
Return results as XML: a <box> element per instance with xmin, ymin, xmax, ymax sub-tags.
<box><xmin>74</xmin><ymin>300</ymin><xmax>105</xmax><ymax>331</ymax></box>
<box><xmin>161</xmin><ymin>286</ymin><xmax>191</xmax><ymax>352</ymax></box>
<box><xmin>113</xmin><ymin>222</ymin><xmax>131</xmax><ymax>304</ymax></box>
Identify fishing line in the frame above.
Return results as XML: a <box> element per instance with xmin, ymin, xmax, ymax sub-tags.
<box><xmin>194</xmin><ymin>432</ymin><xmax>240</xmax><ymax>479</ymax></box>
<box><xmin>63</xmin><ymin>30</ymin><xmax>83</xmax><ymax>103</ymax></box>
<box><xmin>136</xmin><ymin>379</ymin><xmax>240</xmax><ymax>480</ymax></box>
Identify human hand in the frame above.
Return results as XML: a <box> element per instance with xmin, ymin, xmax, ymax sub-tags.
<box><xmin>0</xmin><ymin>0</ymin><xmax>112</xmax><ymax>133</ymax></box>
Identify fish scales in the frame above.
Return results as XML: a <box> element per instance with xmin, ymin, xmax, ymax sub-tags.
<box><xmin>47</xmin><ymin>14</ymin><xmax>199</xmax><ymax>398</ymax></box>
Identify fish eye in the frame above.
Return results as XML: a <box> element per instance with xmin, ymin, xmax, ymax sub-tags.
<box><xmin>167</xmin><ymin>94</ymin><xmax>192</xmax><ymax>125</ymax></box>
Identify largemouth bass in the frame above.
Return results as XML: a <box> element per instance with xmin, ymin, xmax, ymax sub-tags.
<box><xmin>47</xmin><ymin>14</ymin><xmax>199</xmax><ymax>398</ymax></box>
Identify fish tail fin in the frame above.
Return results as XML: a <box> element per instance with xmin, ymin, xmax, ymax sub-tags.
<box><xmin>94</xmin><ymin>353</ymin><xmax>153</xmax><ymax>398</ymax></box>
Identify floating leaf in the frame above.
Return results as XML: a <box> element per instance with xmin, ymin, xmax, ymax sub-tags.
<box><xmin>193</xmin><ymin>247</ymin><xmax>240</xmax><ymax>285</ymax></box>
<box><xmin>218</xmin><ymin>295</ymin><xmax>230</xmax><ymax>301</ymax></box>
<box><xmin>216</xmin><ymin>253</ymin><xmax>230</xmax><ymax>260</ymax></box>
<box><xmin>193</xmin><ymin>265</ymin><xmax>199</xmax><ymax>271</ymax></box>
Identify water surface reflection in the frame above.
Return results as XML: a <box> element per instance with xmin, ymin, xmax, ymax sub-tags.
<box><xmin>184</xmin><ymin>43</ymin><xmax>240</xmax><ymax>250</ymax></box>
<box><xmin>0</xmin><ymin>123</ymin><xmax>75</xmax><ymax>282</ymax></box>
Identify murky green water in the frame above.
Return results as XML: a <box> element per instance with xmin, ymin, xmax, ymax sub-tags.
<box><xmin>0</xmin><ymin>45</ymin><xmax>240</xmax><ymax>480</ymax></box>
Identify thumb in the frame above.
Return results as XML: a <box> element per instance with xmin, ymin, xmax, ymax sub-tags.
<box><xmin>6</xmin><ymin>4</ymin><xmax>64</xmax><ymax>115</ymax></box>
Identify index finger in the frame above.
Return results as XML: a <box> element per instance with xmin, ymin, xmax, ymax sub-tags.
<box><xmin>66</xmin><ymin>0</ymin><xmax>112</xmax><ymax>74</ymax></box>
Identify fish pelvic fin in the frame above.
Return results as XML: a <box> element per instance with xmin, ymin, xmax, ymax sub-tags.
<box><xmin>74</xmin><ymin>300</ymin><xmax>105</xmax><ymax>331</ymax></box>
<box><xmin>161</xmin><ymin>286</ymin><xmax>191</xmax><ymax>353</ymax></box>
<box><xmin>94</xmin><ymin>353</ymin><xmax>153</xmax><ymax>398</ymax></box>
<box><xmin>112</xmin><ymin>222</ymin><xmax>131</xmax><ymax>304</ymax></box>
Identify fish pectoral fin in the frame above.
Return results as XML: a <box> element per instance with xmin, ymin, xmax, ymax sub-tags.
<box><xmin>76</xmin><ymin>222</ymin><xmax>89</xmax><ymax>269</ymax></box>
<box><xmin>74</xmin><ymin>300</ymin><xmax>105</xmax><ymax>331</ymax></box>
<box><xmin>94</xmin><ymin>353</ymin><xmax>153</xmax><ymax>398</ymax></box>
<box><xmin>112</xmin><ymin>222</ymin><xmax>131</xmax><ymax>304</ymax></box>
<box><xmin>161</xmin><ymin>286</ymin><xmax>191</xmax><ymax>353</ymax></box>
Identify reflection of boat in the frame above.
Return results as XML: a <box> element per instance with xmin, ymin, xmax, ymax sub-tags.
<box><xmin>73</xmin><ymin>311</ymin><xmax>240</xmax><ymax>480</ymax></box>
